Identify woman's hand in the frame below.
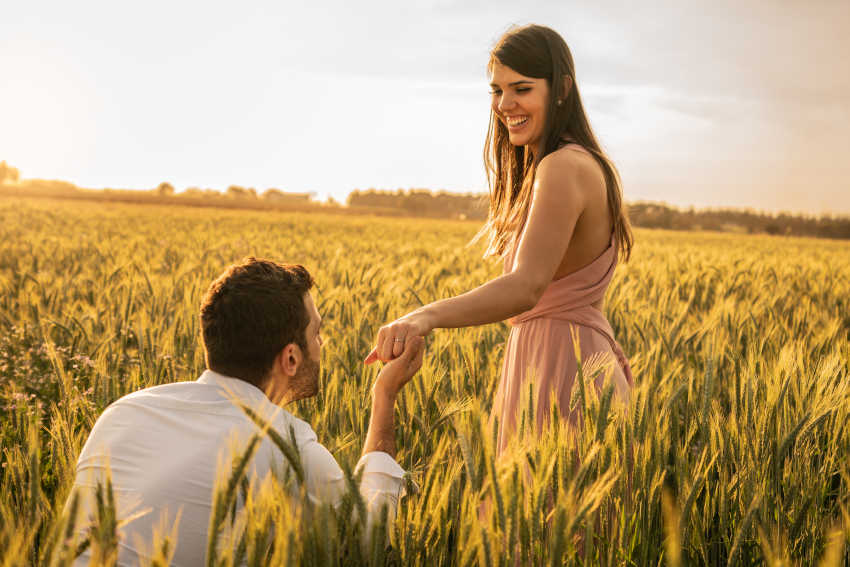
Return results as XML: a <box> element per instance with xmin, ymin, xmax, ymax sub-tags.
<box><xmin>364</xmin><ymin>309</ymin><xmax>435</xmax><ymax>364</ymax></box>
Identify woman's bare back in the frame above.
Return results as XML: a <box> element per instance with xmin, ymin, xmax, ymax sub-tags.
<box><xmin>550</xmin><ymin>143</ymin><xmax>614</xmax><ymax>290</ymax></box>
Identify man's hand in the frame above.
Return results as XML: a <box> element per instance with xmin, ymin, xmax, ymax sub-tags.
<box><xmin>372</xmin><ymin>336</ymin><xmax>425</xmax><ymax>399</ymax></box>
<box><xmin>364</xmin><ymin>310</ymin><xmax>433</xmax><ymax>365</ymax></box>
<box><xmin>362</xmin><ymin>336</ymin><xmax>425</xmax><ymax>458</ymax></box>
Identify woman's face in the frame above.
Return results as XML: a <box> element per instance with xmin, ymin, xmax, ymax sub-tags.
<box><xmin>489</xmin><ymin>61</ymin><xmax>550</xmax><ymax>150</ymax></box>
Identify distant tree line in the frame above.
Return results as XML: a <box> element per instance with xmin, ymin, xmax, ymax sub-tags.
<box><xmin>0</xmin><ymin>169</ymin><xmax>328</xmax><ymax>214</ymax></box>
<box><xmin>347</xmin><ymin>188</ymin><xmax>487</xmax><ymax>220</ymax></box>
<box><xmin>2</xmin><ymin>161</ymin><xmax>849</xmax><ymax>239</ymax></box>
<box><xmin>347</xmin><ymin>190</ymin><xmax>850</xmax><ymax>239</ymax></box>
<box><xmin>628</xmin><ymin>202</ymin><xmax>850</xmax><ymax>240</ymax></box>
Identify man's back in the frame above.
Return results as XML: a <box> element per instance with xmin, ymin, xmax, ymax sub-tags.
<box><xmin>71</xmin><ymin>371</ymin><xmax>330</xmax><ymax>566</ymax></box>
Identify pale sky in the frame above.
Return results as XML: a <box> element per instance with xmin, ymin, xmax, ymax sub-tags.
<box><xmin>2</xmin><ymin>0</ymin><xmax>848</xmax><ymax>214</ymax></box>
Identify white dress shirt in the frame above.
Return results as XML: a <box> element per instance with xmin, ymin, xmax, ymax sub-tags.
<box><xmin>69</xmin><ymin>370</ymin><xmax>406</xmax><ymax>566</ymax></box>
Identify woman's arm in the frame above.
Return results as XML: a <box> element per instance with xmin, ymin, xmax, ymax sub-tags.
<box><xmin>366</xmin><ymin>150</ymin><xmax>589</xmax><ymax>363</ymax></box>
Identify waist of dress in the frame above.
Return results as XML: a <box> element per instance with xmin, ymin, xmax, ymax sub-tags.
<box><xmin>509</xmin><ymin>303</ymin><xmax>608</xmax><ymax>327</ymax></box>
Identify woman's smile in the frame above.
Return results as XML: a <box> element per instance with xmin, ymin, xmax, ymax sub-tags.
<box><xmin>505</xmin><ymin>114</ymin><xmax>529</xmax><ymax>129</ymax></box>
<box><xmin>489</xmin><ymin>61</ymin><xmax>549</xmax><ymax>149</ymax></box>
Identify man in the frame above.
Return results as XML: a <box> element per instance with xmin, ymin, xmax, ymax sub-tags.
<box><xmin>68</xmin><ymin>258</ymin><xmax>424</xmax><ymax>565</ymax></box>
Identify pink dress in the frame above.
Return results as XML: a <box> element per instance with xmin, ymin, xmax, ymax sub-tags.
<box><xmin>491</xmin><ymin>151</ymin><xmax>634</xmax><ymax>455</ymax></box>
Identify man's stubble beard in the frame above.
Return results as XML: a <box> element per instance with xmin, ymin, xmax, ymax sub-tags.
<box><xmin>290</xmin><ymin>353</ymin><xmax>321</xmax><ymax>402</ymax></box>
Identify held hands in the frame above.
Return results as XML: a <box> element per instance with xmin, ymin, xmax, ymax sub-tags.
<box><xmin>372</xmin><ymin>335</ymin><xmax>425</xmax><ymax>399</ymax></box>
<box><xmin>364</xmin><ymin>310</ymin><xmax>434</xmax><ymax>364</ymax></box>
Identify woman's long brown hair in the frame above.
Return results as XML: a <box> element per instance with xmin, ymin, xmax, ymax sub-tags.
<box><xmin>476</xmin><ymin>24</ymin><xmax>633</xmax><ymax>261</ymax></box>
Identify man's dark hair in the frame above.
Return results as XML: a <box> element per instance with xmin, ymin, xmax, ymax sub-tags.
<box><xmin>200</xmin><ymin>258</ymin><xmax>315</xmax><ymax>386</ymax></box>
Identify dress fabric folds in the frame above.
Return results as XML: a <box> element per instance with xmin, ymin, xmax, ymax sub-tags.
<box><xmin>491</xmin><ymin>227</ymin><xmax>634</xmax><ymax>455</ymax></box>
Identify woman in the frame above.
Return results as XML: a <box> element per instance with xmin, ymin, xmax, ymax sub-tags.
<box><xmin>365</xmin><ymin>24</ymin><xmax>634</xmax><ymax>454</ymax></box>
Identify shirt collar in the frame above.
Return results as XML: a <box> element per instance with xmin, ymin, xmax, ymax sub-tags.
<box><xmin>197</xmin><ymin>369</ymin><xmax>271</xmax><ymax>406</ymax></box>
<box><xmin>197</xmin><ymin>369</ymin><xmax>312</xmax><ymax>444</ymax></box>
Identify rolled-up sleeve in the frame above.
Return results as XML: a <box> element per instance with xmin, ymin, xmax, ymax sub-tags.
<box><xmin>353</xmin><ymin>451</ymin><xmax>407</xmax><ymax>537</ymax></box>
<box><xmin>298</xmin><ymin>440</ymin><xmax>407</xmax><ymax>530</ymax></box>
<box><xmin>354</xmin><ymin>451</ymin><xmax>406</xmax><ymax>517</ymax></box>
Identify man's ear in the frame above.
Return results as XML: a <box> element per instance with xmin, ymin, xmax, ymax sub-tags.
<box><xmin>277</xmin><ymin>343</ymin><xmax>303</xmax><ymax>377</ymax></box>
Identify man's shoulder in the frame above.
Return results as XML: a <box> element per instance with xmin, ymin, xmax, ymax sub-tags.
<box><xmin>103</xmin><ymin>379</ymin><xmax>319</xmax><ymax>446</ymax></box>
<box><xmin>254</xmin><ymin>400</ymin><xmax>319</xmax><ymax>448</ymax></box>
<box><xmin>118</xmin><ymin>379</ymin><xmax>198</xmax><ymax>397</ymax></box>
<box><xmin>104</xmin><ymin>380</ymin><xmax>213</xmax><ymax>410</ymax></box>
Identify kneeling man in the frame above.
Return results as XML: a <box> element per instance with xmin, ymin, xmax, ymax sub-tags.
<box><xmin>68</xmin><ymin>258</ymin><xmax>423</xmax><ymax>565</ymax></box>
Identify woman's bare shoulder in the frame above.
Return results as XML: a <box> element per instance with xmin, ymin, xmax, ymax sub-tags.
<box><xmin>536</xmin><ymin>145</ymin><xmax>604</xmax><ymax>192</ymax></box>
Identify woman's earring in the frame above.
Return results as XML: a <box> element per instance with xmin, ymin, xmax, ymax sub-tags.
<box><xmin>556</xmin><ymin>99</ymin><xmax>562</xmax><ymax>106</ymax></box>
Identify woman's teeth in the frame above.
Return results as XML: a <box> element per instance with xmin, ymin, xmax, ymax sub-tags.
<box><xmin>507</xmin><ymin>116</ymin><xmax>528</xmax><ymax>127</ymax></box>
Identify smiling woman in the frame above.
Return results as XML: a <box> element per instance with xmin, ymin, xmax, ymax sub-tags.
<box><xmin>488</xmin><ymin>66</ymin><xmax>549</xmax><ymax>147</ymax></box>
<box><xmin>480</xmin><ymin>24</ymin><xmax>632</xmax><ymax>260</ymax></box>
<box><xmin>367</xmin><ymin>24</ymin><xmax>635</xmax><ymax>453</ymax></box>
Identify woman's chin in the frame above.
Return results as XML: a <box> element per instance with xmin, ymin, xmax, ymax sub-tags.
<box><xmin>507</xmin><ymin>134</ymin><xmax>527</xmax><ymax>147</ymax></box>
<box><xmin>507</xmin><ymin>129</ymin><xmax>541</xmax><ymax>147</ymax></box>
<box><xmin>509</xmin><ymin>137</ymin><xmax>539</xmax><ymax>149</ymax></box>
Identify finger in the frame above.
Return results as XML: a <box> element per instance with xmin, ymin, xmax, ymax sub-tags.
<box><xmin>404</xmin><ymin>336</ymin><xmax>425</xmax><ymax>374</ymax></box>
<box><xmin>374</xmin><ymin>327</ymin><xmax>390</xmax><ymax>363</ymax></box>
<box><xmin>391</xmin><ymin>332</ymin><xmax>406</xmax><ymax>358</ymax></box>
<box><xmin>402</xmin><ymin>335</ymin><xmax>424</xmax><ymax>361</ymax></box>
<box><xmin>411</xmin><ymin>345</ymin><xmax>424</xmax><ymax>372</ymax></box>
<box><xmin>378</xmin><ymin>327</ymin><xmax>396</xmax><ymax>362</ymax></box>
<box><xmin>364</xmin><ymin>348</ymin><xmax>378</xmax><ymax>365</ymax></box>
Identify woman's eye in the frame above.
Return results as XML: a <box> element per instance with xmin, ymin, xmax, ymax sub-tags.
<box><xmin>516</xmin><ymin>87</ymin><xmax>530</xmax><ymax>93</ymax></box>
<box><xmin>489</xmin><ymin>90</ymin><xmax>502</xmax><ymax>95</ymax></box>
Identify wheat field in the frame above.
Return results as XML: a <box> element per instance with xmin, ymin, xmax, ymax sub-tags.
<box><xmin>1</xmin><ymin>197</ymin><xmax>849</xmax><ymax>566</ymax></box>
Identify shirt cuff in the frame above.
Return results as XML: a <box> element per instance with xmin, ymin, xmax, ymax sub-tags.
<box><xmin>354</xmin><ymin>451</ymin><xmax>406</xmax><ymax>479</ymax></box>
